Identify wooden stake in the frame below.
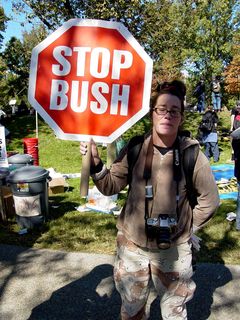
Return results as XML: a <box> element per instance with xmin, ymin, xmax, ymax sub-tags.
<box><xmin>80</xmin><ymin>142</ymin><xmax>91</xmax><ymax>198</ymax></box>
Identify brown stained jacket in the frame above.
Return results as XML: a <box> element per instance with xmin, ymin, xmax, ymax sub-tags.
<box><xmin>92</xmin><ymin>135</ymin><xmax>220</xmax><ymax>248</ymax></box>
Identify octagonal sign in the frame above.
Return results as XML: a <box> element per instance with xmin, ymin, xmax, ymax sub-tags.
<box><xmin>28</xmin><ymin>19</ymin><xmax>153</xmax><ymax>143</ymax></box>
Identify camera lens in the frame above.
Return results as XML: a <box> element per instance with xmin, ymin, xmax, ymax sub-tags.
<box><xmin>157</xmin><ymin>228</ymin><xmax>171</xmax><ymax>249</ymax></box>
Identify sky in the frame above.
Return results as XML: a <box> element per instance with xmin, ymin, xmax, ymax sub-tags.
<box><xmin>1</xmin><ymin>0</ymin><xmax>33</xmax><ymax>49</ymax></box>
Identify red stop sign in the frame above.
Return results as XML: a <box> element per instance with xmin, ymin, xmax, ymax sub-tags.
<box><xmin>28</xmin><ymin>19</ymin><xmax>153</xmax><ymax>143</ymax></box>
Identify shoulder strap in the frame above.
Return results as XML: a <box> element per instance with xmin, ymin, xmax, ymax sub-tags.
<box><xmin>127</xmin><ymin>135</ymin><xmax>144</xmax><ymax>185</ymax></box>
<box><xmin>182</xmin><ymin>144</ymin><xmax>199</xmax><ymax>209</ymax></box>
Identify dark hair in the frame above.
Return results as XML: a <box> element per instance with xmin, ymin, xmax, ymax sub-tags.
<box><xmin>150</xmin><ymin>80</ymin><xmax>186</xmax><ymax>116</ymax></box>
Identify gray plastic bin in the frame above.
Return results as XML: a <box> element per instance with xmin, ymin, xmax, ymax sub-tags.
<box><xmin>8</xmin><ymin>154</ymin><xmax>34</xmax><ymax>170</ymax></box>
<box><xmin>7</xmin><ymin>166</ymin><xmax>49</xmax><ymax>229</ymax></box>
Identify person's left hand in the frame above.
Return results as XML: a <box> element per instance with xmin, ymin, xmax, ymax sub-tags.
<box><xmin>80</xmin><ymin>139</ymin><xmax>101</xmax><ymax>166</ymax></box>
<box><xmin>190</xmin><ymin>234</ymin><xmax>202</xmax><ymax>251</ymax></box>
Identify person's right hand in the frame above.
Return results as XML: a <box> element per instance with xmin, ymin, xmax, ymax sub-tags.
<box><xmin>80</xmin><ymin>139</ymin><xmax>101</xmax><ymax>166</ymax></box>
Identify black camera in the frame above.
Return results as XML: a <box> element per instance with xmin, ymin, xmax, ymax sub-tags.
<box><xmin>146</xmin><ymin>214</ymin><xmax>177</xmax><ymax>249</ymax></box>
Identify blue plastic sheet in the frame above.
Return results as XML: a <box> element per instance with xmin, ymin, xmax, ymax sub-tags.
<box><xmin>211</xmin><ymin>164</ymin><xmax>234</xmax><ymax>181</ymax></box>
<box><xmin>211</xmin><ymin>164</ymin><xmax>236</xmax><ymax>200</ymax></box>
<box><xmin>219</xmin><ymin>192</ymin><xmax>237</xmax><ymax>200</ymax></box>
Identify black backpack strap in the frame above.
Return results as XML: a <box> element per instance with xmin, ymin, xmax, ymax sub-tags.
<box><xmin>127</xmin><ymin>135</ymin><xmax>145</xmax><ymax>185</ymax></box>
<box><xmin>182</xmin><ymin>144</ymin><xmax>199</xmax><ymax>271</ymax></box>
<box><xmin>182</xmin><ymin>144</ymin><xmax>199</xmax><ymax>209</ymax></box>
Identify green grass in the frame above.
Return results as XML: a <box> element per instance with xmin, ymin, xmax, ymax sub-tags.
<box><xmin>1</xmin><ymin>110</ymin><xmax>239</xmax><ymax>264</ymax></box>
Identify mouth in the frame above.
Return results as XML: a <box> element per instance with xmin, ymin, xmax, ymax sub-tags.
<box><xmin>160</xmin><ymin>123</ymin><xmax>172</xmax><ymax>127</ymax></box>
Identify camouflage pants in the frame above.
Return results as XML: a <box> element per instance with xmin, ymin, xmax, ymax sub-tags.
<box><xmin>114</xmin><ymin>232</ymin><xmax>196</xmax><ymax>320</ymax></box>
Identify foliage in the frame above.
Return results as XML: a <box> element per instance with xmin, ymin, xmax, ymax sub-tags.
<box><xmin>182</xmin><ymin>0</ymin><xmax>240</xmax><ymax>105</ymax></box>
<box><xmin>0</xmin><ymin>5</ymin><xmax>8</xmax><ymax>50</ymax></box>
<box><xmin>14</xmin><ymin>0</ymin><xmax>145</xmax><ymax>35</ymax></box>
<box><xmin>11</xmin><ymin>1</ymin><xmax>240</xmax><ymax>80</ymax></box>
<box><xmin>0</xmin><ymin>25</ymin><xmax>48</xmax><ymax>111</ymax></box>
<box><xmin>224</xmin><ymin>32</ymin><xmax>240</xmax><ymax>98</ymax></box>
<box><xmin>0</xmin><ymin>6</ymin><xmax>8</xmax><ymax>109</ymax></box>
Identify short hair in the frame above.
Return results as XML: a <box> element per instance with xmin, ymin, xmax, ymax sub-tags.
<box><xmin>150</xmin><ymin>80</ymin><xmax>186</xmax><ymax>116</ymax></box>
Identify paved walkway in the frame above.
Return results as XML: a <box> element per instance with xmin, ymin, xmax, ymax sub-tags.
<box><xmin>0</xmin><ymin>244</ymin><xmax>239</xmax><ymax>320</ymax></box>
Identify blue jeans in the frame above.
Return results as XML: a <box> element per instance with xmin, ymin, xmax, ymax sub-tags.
<box><xmin>212</xmin><ymin>92</ymin><xmax>221</xmax><ymax>111</ymax></box>
<box><xmin>204</xmin><ymin>142</ymin><xmax>220</xmax><ymax>162</ymax></box>
<box><xmin>197</xmin><ymin>94</ymin><xmax>205</xmax><ymax>113</ymax></box>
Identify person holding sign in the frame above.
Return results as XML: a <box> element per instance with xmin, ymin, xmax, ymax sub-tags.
<box><xmin>80</xmin><ymin>80</ymin><xmax>219</xmax><ymax>320</ymax></box>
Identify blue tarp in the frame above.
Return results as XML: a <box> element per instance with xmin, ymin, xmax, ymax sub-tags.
<box><xmin>219</xmin><ymin>192</ymin><xmax>238</xmax><ymax>200</ymax></box>
<box><xmin>210</xmin><ymin>164</ymin><xmax>236</xmax><ymax>200</ymax></box>
<box><xmin>211</xmin><ymin>164</ymin><xmax>234</xmax><ymax>181</ymax></box>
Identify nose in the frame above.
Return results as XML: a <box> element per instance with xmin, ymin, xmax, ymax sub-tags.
<box><xmin>164</xmin><ymin>110</ymin><xmax>173</xmax><ymax>118</ymax></box>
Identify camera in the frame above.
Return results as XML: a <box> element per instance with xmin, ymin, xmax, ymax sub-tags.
<box><xmin>146</xmin><ymin>214</ymin><xmax>177</xmax><ymax>249</ymax></box>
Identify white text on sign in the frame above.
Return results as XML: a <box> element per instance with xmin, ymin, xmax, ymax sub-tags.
<box><xmin>49</xmin><ymin>46</ymin><xmax>133</xmax><ymax>115</ymax></box>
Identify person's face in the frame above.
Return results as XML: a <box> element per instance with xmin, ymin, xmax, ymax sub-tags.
<box><xmin>152</xmin><ymin>94</ymin><xmax>183</xmax><ymax>137</ymax></box>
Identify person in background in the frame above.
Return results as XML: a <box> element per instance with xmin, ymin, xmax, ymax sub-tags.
<box><xmin>211</xmin><ymin>76</ymin><xmax>222</xmax><ymax>112</ymax></box>
<box><xmin>230</xmin><ymin>126</ymin><xmax>240</xmax><ymax>231</ymax></box>
<box><xmin>80</xmin><ymin>80</ymin><xmax>219</xmax><ymax>320</ymax></box>
<box><xmin>230</xmin><ymin>100</ymin><xmax>240</xmax><ymax>132</ymax></box>
<box><xmin>200</xmin><ymin>105</ymin><xmax>220</xmax><ymax>162</ymax></box>
<box><xmin>193</xmin><ymin>79</ymin><xmax>205</xmax><ymax>113</ymax></box>
<box><xmin>230</xmin><ymin>101</ymin><xmax>240</xmax><ymax>161</ymax></box>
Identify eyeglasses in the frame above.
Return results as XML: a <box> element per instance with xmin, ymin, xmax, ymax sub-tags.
<box><xmin>153</xmin><ymin>107</ymin><xmax>182</xmax><ymax>118</ymax></box>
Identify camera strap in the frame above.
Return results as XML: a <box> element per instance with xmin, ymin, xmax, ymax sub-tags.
<box><xmin>173</xmin><ymin>139</ymin><xmax>181</xmax><ymax>219</ymax></box>
<box><xmin>143</xmin><ymin>135</ymin><xmax>153</xmax><ymax>223</ymax></box>
<box><xmin>143</xmin><ymin>135</ymin><xmax>182</xmax><ymax>222</ymax></box>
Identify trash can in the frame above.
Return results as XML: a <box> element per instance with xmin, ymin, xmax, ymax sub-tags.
<box><xmin>0</xmin><ymin>168</ymin><xmax>10</xmax><ymax>186</ymax></box>
<box><xmin>0</xmin><ymin>168</ymin><xmax>12</xmax><ymax>223</ymax></box>
<box><xmin>8</xmin><ymin>154</ymin><xmax>34</xmax><ymax>170</ymax></box>
<box><xmin>23</xmin><ymin>137</ymin><xmax>39</xmax><ymax>166</ymax></box>
<box><xmin>7</xmin><ymin>166</ymin><xmax>49</xmax><ymax>229</ymax></box>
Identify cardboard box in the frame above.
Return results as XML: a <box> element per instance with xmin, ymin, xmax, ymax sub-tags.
<box><xmin>0</xmin><ymin>186</ymin><xmax>15</xmax><ymax>222</ymax></box>
<box><xmin>48</xmin><ymin>177</ymin><xmax>68</xmax><ymax>195</ymax></box>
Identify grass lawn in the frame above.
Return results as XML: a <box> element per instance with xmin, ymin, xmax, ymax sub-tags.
<box><xmin>1</xmin><ymin>109</ymin><xmax>240</xmax><ymax>265</ymax></box>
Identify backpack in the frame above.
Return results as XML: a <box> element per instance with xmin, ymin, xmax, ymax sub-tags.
<box><xmin>127</xmin><ymin>135</ymin><xmax>199</xmax><ymax>208</ymax></box>
<box><xmin>199</xmin><ymin>113</ymin><xmax>214</xmax><ymax>133</ymax></box>
<box><xmin>193</xmin><ymin>85</ymin><xmax>201</xmax><ymax>98</ymax></box>
<box><xmin>193</xmin><ymin>83</ymin><xmax>204</xmax><ymax>98</ymax></box>
<box><xmin>233</xmin><ymin>114</ymin><xmax>240</xmax><ymax>130</ymax></box>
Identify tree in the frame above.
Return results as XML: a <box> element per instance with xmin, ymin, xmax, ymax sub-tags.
<box><xmin>1</xmin><ymin>26</ymin><xmax>48</xmax><ymax>110</ymax></box>
<box><xmin>182</xmin><ymin>1</ymin><xmax>239</xmax><ymax>87</ymax></box>
<box><xmin>10</xmin><ymin>0</ymin><xmax>240</xmax><ymax>106</ymax></box>
<box><xmin>14</xmin><ymin>0</ymin><xmax>188</xmax><ymax>81</ymax></box>
<box><xmin>224</xmin><ymin>33</ymin><xmax>240</xmax><ymax>98</ymax></box>
<box><xmin>13</xmin><ymin>0</ymin><xmax>145</xmax><ymax>35</ymax></box>
<box><xmin>0</xmin><ymin>6</ymin><xmax>8</xmax><ymax>50</ymax></box>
